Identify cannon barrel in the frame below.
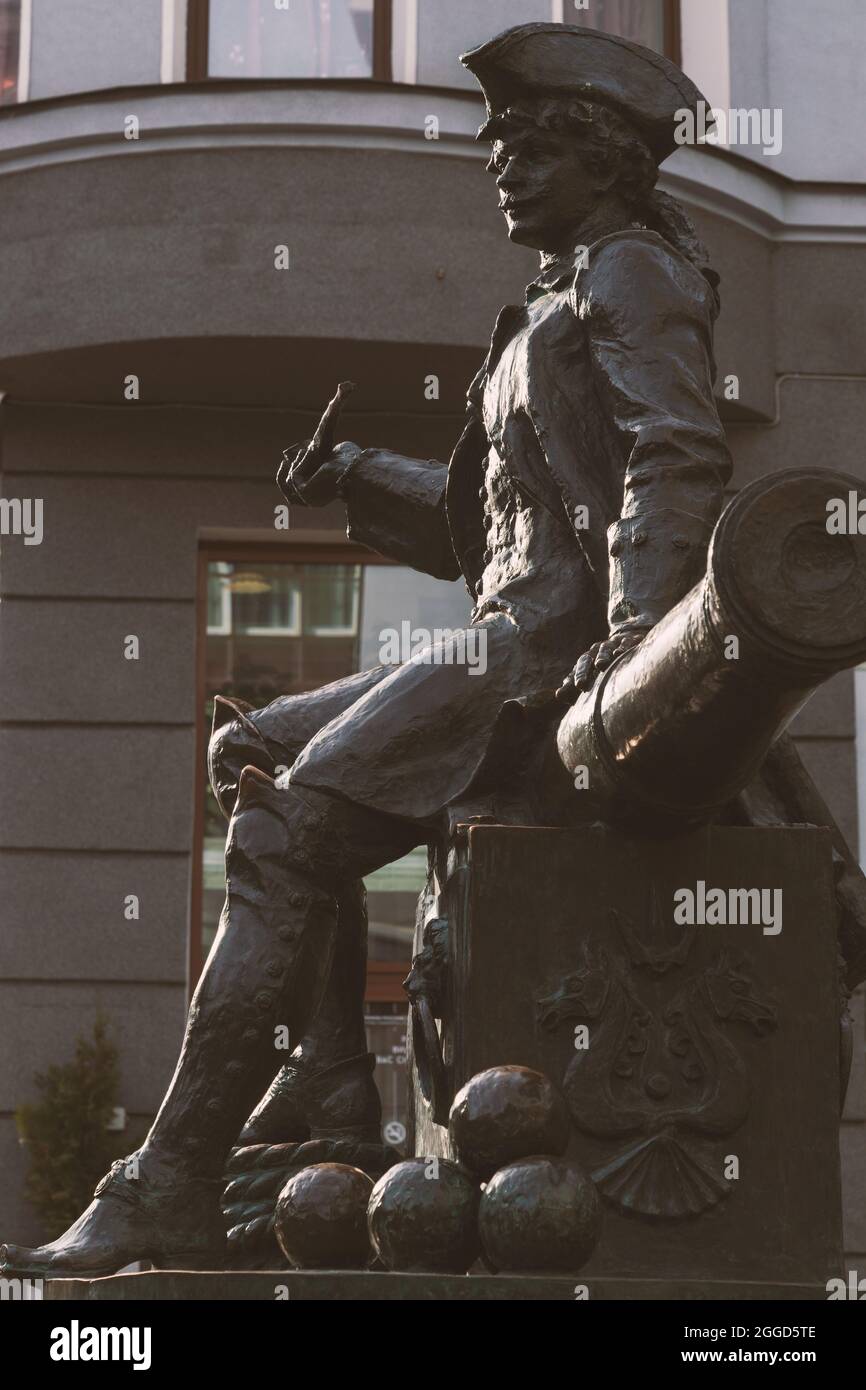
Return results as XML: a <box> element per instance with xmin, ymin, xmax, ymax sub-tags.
<box><xmin>557</xmin><ymin>468</ymin><xmax>866</xmax><ymax>828</ymax></box>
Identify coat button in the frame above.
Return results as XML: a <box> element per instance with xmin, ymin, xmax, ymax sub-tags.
<box><xmin>477</xmin><ymin>485</ymin><xmax>487</xmax><ymax>501</ymax></box>
<box><xmin>672</xmin><ymin>534</ymin><xmax>689</xmax><ymax>549</ymax></box>
<box><xmin>475</xmin><ymin>580</ymin><xmax>484</xmax><ymax>595</ymax></box>
<box><xmin>483</xmin><ymin>514</ymin><xmax>493</xmax><ymax>530</ymax></box>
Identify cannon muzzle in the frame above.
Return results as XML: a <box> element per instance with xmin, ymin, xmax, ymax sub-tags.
<box><xmin>557</xmin><ymin>468</ymin><xmax>866</xmax><ymax>828</ymax></box>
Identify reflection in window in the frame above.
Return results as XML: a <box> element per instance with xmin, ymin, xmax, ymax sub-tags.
<box><xmin>205</xmin><ymin>561</ymin><xmax>360</xmax><ymax>714</ymax></box>
<box><xmin>208</xmin><ymin>0</ymin><xmax>374</xmax><ymax>80</ymax></box>
<box><xmin>567</xmin><ymin>0</ymin><xmax>666</xmax><ymax>56</ymax></box>
<box><xmin>231</xmin><ymin>570</ymin><xmax>301</xmax><ymax>636</ymax></box>
<box><xmin>0</xmin><ymin>0</ymin><xmax>21</xmax><ymax>106</ymax></box>
<box><xmin>305</xmin><ymin>564</ymin><xmax>360</xmax><ymax>635</ymax></box>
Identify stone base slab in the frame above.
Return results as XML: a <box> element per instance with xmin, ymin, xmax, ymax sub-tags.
<box><xmin>43</xmin><ymin>1270</ymin><xmax>828</xmax><ymax>1301</ymax></box>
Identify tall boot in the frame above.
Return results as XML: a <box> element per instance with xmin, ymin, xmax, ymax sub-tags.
<box><xmin>209</xmin><ymin>696</ymin><xmax>388</xmax><ymax>1149</ymax></box>
<box><xmin>222</xmin><ymin>884</ymin><xmax>392</xmax><ymax>1270</ymax></box>
<box><xmin>238</xmin><ymin>879</ymin><xmax>380</xmax><ymax>1147</ymax></box>
<box><xmin>0</xmin><ymin>768</ymin><xmax>339</xmax><ymax>1278</ymax></box>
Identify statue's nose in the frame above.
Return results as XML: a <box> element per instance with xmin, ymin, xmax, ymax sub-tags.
<box><xmin>496</xmin><ymin>162</ymin><xmax>520</xmax><ymax>192</ymax></box>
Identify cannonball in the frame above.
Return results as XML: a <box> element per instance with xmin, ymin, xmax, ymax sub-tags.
<box><xmin>367</xmin><ymin>1158</ymin><xmax>480</xmax><ymax>1273</ymax></box>
<box><xmin>274</xmin><ymin>1163</ymin><xmax>373</xmax><ymax>1269</ymax></box>
<box><xmin>479</xmin><ymin>1156</ymin><xmax>602</xmax><ymax>1274</ymax></box>
<box><xmin>449</xmin><ymin>1065</ymin><xmax>570</xmax><ymax>1179</ymax></box>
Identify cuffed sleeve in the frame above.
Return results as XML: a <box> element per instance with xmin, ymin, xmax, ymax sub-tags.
<box><xmin>577</xmin><ymin>231</ymin><xmax>732</xmax><ymax>632</ymax></box>
<box><xmin>606</xmin><ymin>508</ymin><xmax>713</xmax><ymax>631</ymax></box>
<box><xmin>337</xmin><ymin>450</ymin><xmax>461</xmax><ymax>582</ymax></box>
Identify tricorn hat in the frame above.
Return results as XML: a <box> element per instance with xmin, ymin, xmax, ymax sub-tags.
<box><xmin>460</xmin><ymin>22</ymin><xmax>711</xmax><ymax>163</ymax></box>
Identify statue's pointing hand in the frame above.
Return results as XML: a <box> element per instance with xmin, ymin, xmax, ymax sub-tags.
<box><xmin>277</xmin><ymin>438</ymin><xmax>364</xmax><ymax>508</ymax></box>
<box><xmin>276</xmin><ymin>380</ymin><xmax>362</xmax><ymax>507</ymax></box>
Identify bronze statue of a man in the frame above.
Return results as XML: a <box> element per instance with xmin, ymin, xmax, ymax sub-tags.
<box><xmin>0</xmin><ymin>23</ymin><xmax>799</xmax><ymax>1276</ymax></box>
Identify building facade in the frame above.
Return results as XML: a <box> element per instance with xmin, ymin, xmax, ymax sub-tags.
<box><xmin>0</xmin><ymin>0</ymin><xmax>864</xmax><ymax>1270</ymax></box>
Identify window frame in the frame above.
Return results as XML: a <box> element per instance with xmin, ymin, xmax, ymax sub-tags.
<box><xmin>664</xmin><ymin>0</ymin><xmax>682</xmax><ymax>67</ymax></box>
<box><xmin>1</xmin><ymin>1</ymin><xmax>680</xmax><ymax>107</ymax></box>
<box><xmin>0</xmin><ymin>0</ymin><xmax>30</xmax><ymax>107</ymax></box>
<box><xmin>186</xmin><ymin>0</ymin><xmax>394</xmax><ymax>84</ymax></box>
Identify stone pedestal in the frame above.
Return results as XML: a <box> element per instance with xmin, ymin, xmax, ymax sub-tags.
<box><xmin>410</xmin><ymin>825</ymin><xmax>844</xmax><ymax>1290</ymax></box>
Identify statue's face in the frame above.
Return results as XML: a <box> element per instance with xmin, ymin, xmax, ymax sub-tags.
<box><xmin>488</xmin><ymin>122</ymin><xmax>608</xmax><ymax>253</ymax></box>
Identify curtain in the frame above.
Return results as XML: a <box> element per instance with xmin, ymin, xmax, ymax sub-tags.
<box><xmin>572</xmin><ymin>0</ymin><xmax>665</xmax><ymax>55</ymax></box>
<box><xmin>208</xmin><ymin>0</ymin><xmax>374</xmax><ymax>80</ymax></box>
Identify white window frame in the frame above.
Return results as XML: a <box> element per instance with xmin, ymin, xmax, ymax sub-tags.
<box><xmin>207</xmin><ymin>562</ymin><xmax>363</xmax><ymax>640</ymax></box>
<box><xmin>164</xmin><ymin>1</ymin><xmax>417</xmax><ymax>87</ymax></box>
<box><xmin>244</xmin><ymin>584</ymin><xmax>302</xmax><ymax>638</ymax></box>
<box><xmin>206</xmin><ymin>560</ymin><xmax>233</xmax><ymax>635</ymax></box>
<box><xmin>306</xmin><ymin>572</ymin><xmax>360</xmax><ymax>638</ymax></box>
<box><xmin>161</xmin><ymin>0</ymin><xmax>187</xmax><ymax>83</ymax></box>
<box><xmin>679</xmin><ymin>0</ymin><xmax>730</xmax><ymax>138</ymax></box>
<box><xmin>391</xmin><ymin>0</ymin><xmax>417</xmax><ymax>83</ymax></box>
<box><xmin>11</xmin><ymin>0</ymin><xmax>32</xmax><ymax>102</ymax></box>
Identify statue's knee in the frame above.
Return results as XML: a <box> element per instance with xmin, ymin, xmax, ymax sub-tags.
<box><xmin>208</xmin><ymin>697</ymin><xmax>275</xmax><ymax>818</ymax></box>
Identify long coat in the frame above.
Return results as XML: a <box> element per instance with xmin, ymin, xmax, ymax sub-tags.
<box><xmin>289</xmin><ymin>228</ymin><xmax>731</xmax><ymax>821</ymax></box>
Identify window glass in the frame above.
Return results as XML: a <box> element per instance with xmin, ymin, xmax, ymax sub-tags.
<box><xmin>570</xmin><ymin>0</ymin><xmax>666</xmax><ymax>54</ymax></box>
<box><xmin>304</xmin><ymin>564</ymin><xmax>359</xmax><ymax>634</ymax></box>
<box><xmin>208</xmin><ymin>0</ymin><xmax>374</xmax><ymax>79</ymax></box>
<box><xmin>0</xmin><ymin>0</ymin><xmax>20</xmax><ymax>106</ymax></box>
<box><xmin>416</xmin><ymin>1</ymin><xmax>669</xmax><ymax>91</ymax></box>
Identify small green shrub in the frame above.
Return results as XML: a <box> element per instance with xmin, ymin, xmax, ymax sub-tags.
<box><xmin>16</xmin><ymin>1016</ymin><xmax>125</xmax><ymax>1236</ymax></box>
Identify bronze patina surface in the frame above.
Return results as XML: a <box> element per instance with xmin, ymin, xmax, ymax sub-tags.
<box><xmin>4</xmin><ymin>21</ymin><xmax>863</xmax><ymax>1283</ymax></box>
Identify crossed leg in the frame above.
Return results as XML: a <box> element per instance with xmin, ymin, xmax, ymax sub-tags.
<box><xmin>208</xmin><ymin>674</ymin><xmax>394</xmax><ymax>1148</ymax></box>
